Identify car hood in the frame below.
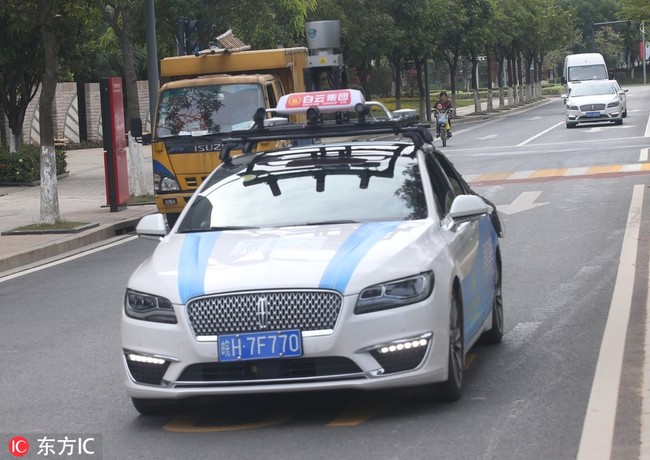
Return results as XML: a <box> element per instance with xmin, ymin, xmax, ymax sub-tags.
<box><xmin>129</xmin><ymin>221</ymin><xmax>442</xmax><ymax>304</ymax></box>
<box><xmin>567</xmin><ymin>94</ymin><xmax>617</xmax><ymax>105</ymax></box>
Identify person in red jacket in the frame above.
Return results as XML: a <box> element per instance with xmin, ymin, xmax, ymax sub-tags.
<box><xmin>434</xmin><ymin>91</ymin><xmax>453</xmax><ymax>137</ymax></box>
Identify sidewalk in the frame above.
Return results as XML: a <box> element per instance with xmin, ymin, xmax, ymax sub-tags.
<box><xmin>0</xmin><ymin>146</ymin><xmax>156</xmax><ymax>275</ymax></box>
<box><xmin>0</xmin><ymin>96</ymin><xmax>548</xmax><ymax>276</ymax></box>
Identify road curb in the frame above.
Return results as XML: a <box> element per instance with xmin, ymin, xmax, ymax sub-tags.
<box><xmin>0</xmin><ymin>218</ymin><xmax>141</xmax><ymax>274</ymax></box>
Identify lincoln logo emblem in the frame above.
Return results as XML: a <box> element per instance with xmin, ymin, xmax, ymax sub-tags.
<box><xmin>256</xmin><ymin>297</ymin><xmax>269</xmax><ymax>329</ymax></box>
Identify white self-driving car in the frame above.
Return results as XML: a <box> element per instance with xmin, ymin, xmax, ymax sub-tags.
<box><xmin>122</xmin><ymin>89</ymin><xmax>505</xmax><ymax>415</ymax></box>
<box><xmin>563</xmin><ymin>80</ymin><xmax>625</xmax><ymax>128</ymax></box>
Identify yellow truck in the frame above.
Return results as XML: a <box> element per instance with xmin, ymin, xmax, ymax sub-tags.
<box><xmin>150</xmin><ymin>47</ymin><xmax>308</xmax><ymax>227</ymax></box>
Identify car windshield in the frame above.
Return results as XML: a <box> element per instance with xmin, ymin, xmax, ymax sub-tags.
<box><xmin>155</xmin><ymin>84</ymin><xmax>264</xmax><ymax>138</ymax></box>
<box><xmin>177</xmin><ymin>149</ymin><xmax>428</xmax><ymax>231</ymax></box>
<box><xmin>568</xmin><ymin>65</ymin><xmax>608</xmax><ymax>81</ymax></box>
<box><xmin>570</xmin><ymin>83</ymin><xmax>615</xmax><ymax>97</ymax></box>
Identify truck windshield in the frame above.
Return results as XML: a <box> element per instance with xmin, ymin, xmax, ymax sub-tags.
<box><xmin>568</xmin><ymin>65</ymin><xmax>607</xmax><ymax>81</ymax></box>
<box><xmin>155</xmin><ymin>84</ymin><xmax>264</xmax><ymax>138</ymax></box>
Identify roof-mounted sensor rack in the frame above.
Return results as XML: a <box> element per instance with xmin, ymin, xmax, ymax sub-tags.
<box><xmin>220</xmin><ymin>89</ymin><xmax>432</xmax><ymax>162</ymax></box>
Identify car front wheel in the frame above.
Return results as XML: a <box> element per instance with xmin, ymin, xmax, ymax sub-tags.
<box><xmin>566</xmin><ymin>121</ymin><xmax>576</xmax><ymax>129</ymax></box>
<box><xmin>434</xmin><ymin>291</ymin><xmax>464</xmax><ymax>402</ymax></box>
<box><xmin>480</xmin><ymin>264</ymin><xmax>503</xmax><ymax>345</ymax></box>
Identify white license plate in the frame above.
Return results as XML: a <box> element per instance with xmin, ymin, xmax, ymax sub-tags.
<box><xmin>218</xmin><ymin>329</ymin><xmax>302</xmax><ymax>362</ymax></box>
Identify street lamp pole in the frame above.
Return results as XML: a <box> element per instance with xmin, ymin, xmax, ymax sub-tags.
<box><xmin>145</xmin><ymin>0</ymin><xmax>159</xmax><ymax>125</ymax></box>
<box><xmin>642</xmin><ymin>21</ymin><xmax>647</xmax><ymax>85</ymax></box>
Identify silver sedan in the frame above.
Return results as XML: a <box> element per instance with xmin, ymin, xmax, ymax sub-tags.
<box><xmin>562</xmin><ymin>80</ymin><xmax>625</xmax><ymax>128</ymax></box>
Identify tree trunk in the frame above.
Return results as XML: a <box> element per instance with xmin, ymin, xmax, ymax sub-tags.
<box><xmin>448</xmin><ymin>59</ymin><xmax>458</xmax><ymax>112</ymax></box>
<box><xmin>356</xmin><ymin>62</ymin><xmax>372</xmax><ymax>100</ymax></box>
<box><xmin>97</xmin><ymin>1</ymin><xmax>148</xmax><ymax>197</ymax></box>
<box><xmin>471</xmin><ymin>57</ymin><xmax>480</xmax><ymax>113</ymax></box>
<box><xmin>415</xmin><ymin>58</ymin><xmax>426</xmax><ymax>121</ymax></box>
<box><xmin>516</xmin><ymin>54</ymin><xmax>524</xmax><ymax>103</ymax></box>
<box><xmin>119</xmin><ymin>6</ymin><xmax>148</xmax><ymax>196</ymax></box>
<box><xmin>486</xmin><ymin>48</ymin><xmax>493</xmax><ymax>111</ymax></box>
<box><xmin>392</xmin><ymin>54</ymin><xmax>402</xmax><ymax>110</ymax></box>
<box><xmin>39</xmin><ymin>0</ymin><xmax>60</xmax><ymax>224</ymax></box>
<box><xmin>506</xmin><ymin>57</ymin><xmax>514</xmax><ymax>105</ymax></box>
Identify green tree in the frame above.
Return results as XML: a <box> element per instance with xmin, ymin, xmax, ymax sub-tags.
<box><xmin>392</xmin><ymin>0</ymin><xmax>437</xmax><ymax>118</ymax></box>
<box><xmin>309</xmin><ymin>0</ymin><xmax>397</xmax><ymax>100</ymax></box>
<box><xmin>559</xmin><ymin>0</ymin><xmax>621</xmax><ymax>53</ymax></box>
<box><xmin>94</xmin><ymin>0</ymin><xmax>149</xmax><ymax>196</ymax></box>
<box><xmin>595</xmin><ymin>26</ymin><xmax>625</xmax><ymax>68</ymax></box>
<box><xmin>459</xmin><ymin>0</ymin><xmax>493</xmax><ymax>111</ymax></box>
<box><xmin>0</xmin><ymin>2</ymin><xmax>43</xmax><ymax>152</ymax></box>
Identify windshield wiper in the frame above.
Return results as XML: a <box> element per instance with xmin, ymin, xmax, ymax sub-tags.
<box><xmin>293</xmin><ymin>220</ymin><xmax>360</xmax><ymax>227</ymax></box>
<box><xmin>178</xmin><ymin>226</ymin><xmax>259</xmax><ymax>233</ymax></box>
<box><xmin>210</xmin><ymin>226</ymin><xmax>260</xmax><ymax>231</ymax></box>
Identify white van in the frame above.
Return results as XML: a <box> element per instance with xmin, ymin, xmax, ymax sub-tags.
<box><xmin>562</xmin><ymin>53</ymin><xmax>609</xmax><ymax>92</ymax></box>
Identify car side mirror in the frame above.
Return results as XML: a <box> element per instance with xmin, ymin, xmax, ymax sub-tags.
<box><xmin>136</xmin><ymin>214</ymin><xmax>167</xmax><ymax>239</ymax></box>
<box><xmin>449</xmin><ymin>195</ymin><xmax>489</xmax><ymax>220</ymax></box>
<box><xmin>561</xmin><ymin>94</ymin><xmax>568</xmax><ymax>100</ymax></box>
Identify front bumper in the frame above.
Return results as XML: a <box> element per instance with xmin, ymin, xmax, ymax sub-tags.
<box><xmin>121</xmin><ymin>294</ymin><xmax>450</xmax><ymax>399</ymax></box>
<box><xmin>565</xmin><ymin>108</ymin><xmax>621</xmax><ymax>124</ymax></box>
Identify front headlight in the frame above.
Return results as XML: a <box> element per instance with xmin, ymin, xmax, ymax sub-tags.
<box><xmin>125</xmin><ymin>289</ymin><xmax>177</xmax><ymax>324</ymax></box>
<box><xmin>566</xmin><ymin>103</ymin><xmax>579</xmax><ymax>110</ymax></box>
<box><xmin>607</xmin><ymin>101</ymin><xmax>620</xmax><ymax>108</ymax></box>
<box><xmin>355</xmin><ymin>272</ymin><xmax>434</xmax><ymax>314</ymax></box>
<box><xmin>153</xmin><ymin>173</ymin><xmax>180</xmax><ymax>192</ymax></box>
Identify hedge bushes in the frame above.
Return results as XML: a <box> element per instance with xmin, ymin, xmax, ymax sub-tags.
<box><xmin>0</xmin><ymin>144</ymin><xmax>68</xmax><ymax>184</ymax></box>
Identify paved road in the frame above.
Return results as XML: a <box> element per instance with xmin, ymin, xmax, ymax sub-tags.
<box><xmin>1</xmin><ymin>88</ymin><xmax>649</xmax><ymax>459</ymax></box>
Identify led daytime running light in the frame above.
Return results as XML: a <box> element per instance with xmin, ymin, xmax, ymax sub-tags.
<box><xmin>378</xmin><ymin>338</ymin><xmax>429</xmax><ymax>354</ymax></box>
<box><xmin>127</xmin><ymin>354</ymin><xmax>166</xmax><ymax>365</ymax></box>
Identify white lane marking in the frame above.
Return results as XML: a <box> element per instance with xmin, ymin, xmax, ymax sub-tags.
<box><xmin>476</xmin><ymin>134</ymin><xmax>499</xmax><ymax>140</ymax></box>
<box><xmin>0</xmin><ymin>235</ymin><xmax>138</xmax><ymax>282</ymax></box>
<box><xmin>641</xmin><ymin>148</ymin><xmax>649</xmax><ymax>163</ymax></box>
<box><xmin>645</xmin><ymin>114</ymin><xmax>650</xmax><ymax>138</ymax></box>
<box><xmin>641</xmin><ymin>228</ymin><xmax>650</xmax><ymax>460</ymax></box>
<box><xmin>503</xmin><ymin>322</ymin><xmax>541</xmax><ymax>347</ymax></box>
<box><xmin>516</xmin><ymin>121</ymin><xmax>564</xmax><ymax>146</ymax></box>
<box><xmin>497</xmin><ymin>191</ymin><xmax>548</xmax><ymax>215</ymax></box>
<box><xmin>577</xmin><ymin>184</ymin><xmax>644</xmax><ymax>460</ymax></box>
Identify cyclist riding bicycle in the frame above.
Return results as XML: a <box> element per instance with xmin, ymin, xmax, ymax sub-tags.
<box><xmin>434</xmin><ymin>91</ymin><xmax>453</xmax><ymax>137</ymax></box>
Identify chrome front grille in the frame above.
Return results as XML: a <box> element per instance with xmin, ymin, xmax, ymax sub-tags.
<box><xmin>187</xmin><ymin>290</ymin><xmax>342</xmax><ymax>337</ymax></box>
<box><xmin>580</xmin><ymin>104</ymin><xmax>605</xmax><ymax>111</ymax></box>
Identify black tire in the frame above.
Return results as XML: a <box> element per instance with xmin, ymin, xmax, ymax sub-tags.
<box><xmin>623</xmin><ymin>108</ymin><xmax>627</xmax><ymax>118</ymax></box>
<box><xmin>441</xmin><ymin>127</ymin><xmax>447</xmax><ymax>147</ymax></box>
<box><xmin>131</xmin><ymin>398</ymin><xmax>181</xmax><ymax>416</ymax></box>
<box><xmin>434</xmin><ymin>291</ymin><xmax>464</xmax><ymax>402</ymax></box>
<box><xmin>480</xmin><ymin>263</ymin><xmax>503</xmax><ymax>345</ymax></box>
<box><xmin>566</xmin><ymin>122</ymin><xmax>576</xmax><ymax>129</ymax></box>
<box><xmin>614</xmin><ymin>118</ymin><xmax>623</xmax><ymax>126</ymax></box>
<box><xmin>166</xmin><ymin>213</ymin><xmax>180</xmax><ymax>229</ymax></box>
